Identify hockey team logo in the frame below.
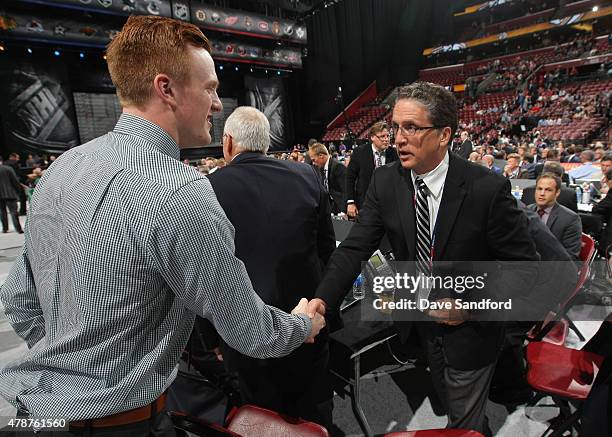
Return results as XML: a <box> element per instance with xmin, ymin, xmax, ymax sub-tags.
<box><xmin>195</xmin><ymin>10</ymin><xmax>206</xmax><ymax>22</ymax></box>
<box><xmin>173</xmin><ymin>3</ymin><xmax>189</xmax><ymax>20</ymax></box>
<box><xmin>145</xmin><ymin>0</ymin><xmax>162</xmax><ymax>15</ymax></box>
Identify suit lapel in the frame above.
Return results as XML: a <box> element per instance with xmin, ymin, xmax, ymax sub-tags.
<box><xmin>434</xmin><ymin>155</ymin><xmax>467</xmax><ymax>260</ymax></box>
<box><xmin>395</xmin><ymin>165</ymin><xmax>416</xmax><ymax>260</ymax></box>
<box><xmin>547</xmin><ymin>203</ymin><xmax>560</xmax><ymax>230</ymax></box>
<box><xmin>365</xmin><ymin>145</ymin><xmax>375</xmax><ymax>175</ymax></box>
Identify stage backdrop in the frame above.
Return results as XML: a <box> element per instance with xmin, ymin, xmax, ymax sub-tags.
<box><xmin>0</xmin><ymin>58</ymin><xmax>79</xmax><ymax>156</ymax></box>
<box><xmin>244</xmin><ymin>76</ymin><xmax>293</xmax><ymax>151</ymax></box>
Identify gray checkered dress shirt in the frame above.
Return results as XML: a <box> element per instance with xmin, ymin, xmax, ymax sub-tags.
<box><xmin>0</xmin><ymin>113</ymin><xmax>311</xmax><ymax>420</ymax></box>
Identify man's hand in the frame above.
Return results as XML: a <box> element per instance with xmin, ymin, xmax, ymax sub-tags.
<box><xmin>291</xmin><ymin>297</ymin><xmax>309</xmax><ymax>315</ymax></box>
<box><xmin>427</xmin><ymin>298</ymin><xmax>469</xmax><ymax>326</ymax></box>
<box><xmin>347</xmin><ymin>203</ymin><xmax>358</xmax><ymax>219</ymax></box>
<box><xmin>292</xmin><ymin>298</ymin><xmax>327</xmax><ymax>343</ymax></box>
<box><xmin>212</xmin><ymin>347</ymin><xmax>223</xmax><ymax>362</ymax></box>
<box><xmin>307</xmin><ymin>298</ymin><xmax>327</xmax><ymax>318</ymax></box>
<box><xmin>306</xmin><ymin>312</ymin><xmax>326</xmax><ymax>343</ymax></box>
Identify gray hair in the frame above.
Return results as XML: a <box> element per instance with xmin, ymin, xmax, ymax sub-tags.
<box><xmin>395</xmin><ymin>81</ymin><xmax>458</xmax><ymax>139</ymax></box>
<box><xmin>223</xmin><ymin>106</ymin><xmax>270</xmax><ymax>154</ymax></box>
<box><xmin>581</xmin><ymin>150</ymin><xmax>595</xmax><ymax>162</ymax></box>
<box><xmin>543</xmin><ymin>161</ymin><xmax>565</xmax><ymax>177</ymax></box>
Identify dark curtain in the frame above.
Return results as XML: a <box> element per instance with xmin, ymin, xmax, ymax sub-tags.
<box><xmin>244</xmin><ymin>76</ymin><xmax>294</xmax><ymax>151</ymax></box>
<box><xmin>304</xmin><ymin>0</ymin><xmax>456</xmax><ymax>126</ymax></box>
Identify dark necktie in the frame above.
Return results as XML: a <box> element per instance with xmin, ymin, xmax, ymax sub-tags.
<box><xmin>537</xmin><ymin>208</ymin><xmax>546</xmax><ymax>220</ymax></box>
<box><xmin>321</xmin><ymin>167</ymin><xmax>328</xmax><ymax>191</ymax></box>
<box><xmin>415</xmin><ymin>178</ymin><xmax>431</xmax><ymax>274</ymax></box>
<box><xmin>415</xmin><ymin>178</ymin><xmax>433</xmax><ymax>308</ymax></box>
<box><xmin>375</xmin><ymin>151</ymin><xmax>383</xmax><ymax>168</ymax></box>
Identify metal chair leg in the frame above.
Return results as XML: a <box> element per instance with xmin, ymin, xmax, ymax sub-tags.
<box><xmin>350</xmin><ymin>355</ymin><xmax>373</xmax><ymax>437</ymax></box>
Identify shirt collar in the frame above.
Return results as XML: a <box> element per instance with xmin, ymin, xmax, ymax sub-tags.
<box><xmin>371</xmin><ymin>144</ymin><xmax>384</xmax><ymax>156</ymax></box>
<box><xmin>324</xmin><ymin>156</ymin><xmax>330</xmax><ymax>173</ymax></box>
<box><xmin>113</xmin><ymin>113</ymin><xmax>180</xmax><ymax>160</ymax></box>
<box><xmin>539</xmin><ymin>204</ymin><xmax>554</xmax><ymax>214</ymax></box>
<box><xmin>410</xmin><ymin>151</ymin><xmax>450</xmax><ymax>201</ymax></box>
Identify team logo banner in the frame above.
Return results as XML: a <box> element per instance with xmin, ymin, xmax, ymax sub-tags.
<box><xmin>0</xmin><ymin>12</ymin><xmax>303</xmax><ymax>68</ymax></box>
<box><xmin>34</xmin><ymin>0</ymin><xmax>172</xmax><ymax>17</ymax></box>
<box><xmin>191</xmin><ymin>4</ymin><xmax>306</xmax><ymax>44</ymax></box>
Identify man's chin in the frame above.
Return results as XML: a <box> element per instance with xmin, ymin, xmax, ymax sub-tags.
<box><xmin>399</xmin><ymin>157</ymin><xmax>415</xmax><ymax>169</ymax></box>
<box><xmin>178</xmin><ymin>134</ymin><xmax>212</xmax><ymax>149</ymax></box>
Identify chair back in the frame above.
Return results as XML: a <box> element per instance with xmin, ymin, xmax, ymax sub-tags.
<box><xmin>562</xmin><ymin>233</ymin><xmax>595</xmax><ymax>308</ymax></box>
<box><xmin>384</xmin><ymin>430</ymin><xmax>485</xmax><ymax>437</ymax></box>
<box><xmin>226</xmin><ymin>405</ymin><xmax>329</xmax><ymax>437</ymax></box>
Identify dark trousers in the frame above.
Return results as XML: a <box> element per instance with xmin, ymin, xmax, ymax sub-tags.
<box><xmin>230</xmin><ymin>342</ymin><xmax>332</xmax><ymax>430</ymax></box>
<box><xmin>0</xmin><ymin>199</ymin><xmax>22</xmax><ymax>232</ymax></box>
<box><xmin>2</xmin><ymin>410</ymin><xmax>176</xmax><ymax>437</ymax></box>
<box><xmin>418</xmin><ymin>325</ymin><xmax>495</xmax><ymax>437</ymax></box>
<box><xmin>18</xmin><ymin>189</ymin><xmax>27</xmax><ymax>215</ymax></box>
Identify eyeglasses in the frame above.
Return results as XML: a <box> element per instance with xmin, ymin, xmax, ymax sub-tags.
<box><xmin>391</xmin><ymin>123</ymin><xmax>442</xmax><ymax>138</ymax></box>
<box><xmin>373</xmin><ymin>134</ymin><xmax>390</xmax><ymax>140</ymax></box>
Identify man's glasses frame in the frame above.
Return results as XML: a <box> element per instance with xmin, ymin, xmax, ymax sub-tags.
<box><xmin>391</xmin><ymin>123</ymin><xmax>443</xmax><ymax>138</ymax></box>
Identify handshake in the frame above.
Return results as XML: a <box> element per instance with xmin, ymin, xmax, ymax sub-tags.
<box><xmin>291</xmin><ymin>298</ymin><xmax>328</xmax><ymax>344</ymax></box>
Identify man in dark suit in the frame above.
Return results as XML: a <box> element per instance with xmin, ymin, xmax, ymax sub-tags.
<box><xmin>345</xmin><ymin>121</ymin><xmax>398</xmax><ymax>218</ymax></box>
<box><xmin>522</xmin><ymin>161</ymin><xmax>577</xmax><ymax>211</ymax></box>
<box><xmin>533</xmin><ymin>149</ymin><xmax>571</xmax><ymax>184</ymax></box>
<box><xmin>4</xmin><ymin>153</ymin><xmax>27</xmax><ymax>215</ymax></box>
<box><xmin>0</xmin><ymin>164</ymin><xmax>24</xmax><ymax>233</ymax></box>
<box><xmin>564</xmin><ymin>145</ymin><xmax>583</xmax><ymax>163</ymax></box>
<box><xmin>207</xmin><ymin>107</ymin><xmax>336</xmax><ymax>427</ymax></box>
<box><xmin>482</xmin><ymin>154</ymin><xmax>502</xmax><ymax>174</ymax></box>
<box><xmin>528</xmin><ymin>173</ymin><xmax>582</xmax><ymax>260</ymax></box>
<box><xmin>454</xmin><ymin>130</ymin><xmax>473</xmax><ymax>159</ymax></box>
<box><xmin>593</xmin><ymin>168</ymin><xmax>612</xmax><ymax>254</ymax></box>
<box><xmin>308</xmin><ymin>82</ymin><xmax>538</xmax><ymax>436</ymax></box>
<box><xmin>308</xmin><ymin>142</ymin><xmax>347</xmax><ymax>214</ymax></box>
<box><xmin>503</xmin><ymin>153</ymin><xmax>530</xmax><ymax>179</ymax></box>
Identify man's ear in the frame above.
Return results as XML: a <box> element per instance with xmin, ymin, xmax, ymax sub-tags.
<box><xmin>440</xmin><ymin>127</ymin><xmax>452</xmax><ymax>147</ymax></box>
<box><xmin>152</xmin><ymin>74</ymin><xmax>176</xmax><ymax>108</ymax></box>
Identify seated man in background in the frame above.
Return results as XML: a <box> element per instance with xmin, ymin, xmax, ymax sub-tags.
<box><xmin>593</xmin><ymin>168</ymin><xmax>612</xmax><ymax>254</ymax></box>
<box><xmin>503</xmin><ymin>153</ymin><xmax>530</xmax><ymax>179</ymax></box>
<box><xmin>569</xmin><ymin>150</ymin><xmax>602</xmax><ymax>182</ymax></box>
<box><xmin>481</xmin><ymin>154</ymin><xmax>501</xmax><ymax>174</ymax></box>
<box><xmin>598</xmin><ymin>152</ymin><xmax>612</xmax><ymax>197</ymax></box>
<box><xmin>207</xmin><ymin>107</ymin><xmax>336</xmax><ymax>428</ymax></box>
<box><xmin>522</xmin><ymin>161</ymin><xmax>577</xmax><ymax>212</ymax></box>
<box><xmin>529</xmin><ymin>173</ymin><xmax>582</xmax><ymax>260</ymax></box>
<box><xmin>309</xmin><ymin>142</ymin><xmax>347</xmax><ymax>214</ymax></box>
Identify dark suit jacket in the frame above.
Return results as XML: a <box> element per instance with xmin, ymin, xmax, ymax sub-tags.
<box><xmin>522</xmin><ymin>186</ymin><xmax>578</xmax><ymax>212</ymax></box>
<box><xmin>326</xmin><ymin>158</ymin><xmax>346</xmax><ymax>214</ymax></box>
<box><xmin>592</xmin><ymin>193</ymin><xmax>612</xmax><ymax>251</ymax></box>
<box><xmin>0</xmin><ymin>165</ymin><xmax>23</xmax><ymax>200</ymax></box>
<box><xmin>345</xmin><ymin>144</ymin><xmax>398</xmax><ymax>208</ymax></box>
<box><xmin>207</xmin><ymin>152</ymin><xmax>336</xmax><ymax>369</ymax></box>
<box><xmin>455</xmin><ymin>139</ymin><xmax>473</xmax><ymax>160</ymax></box>
<box><xmin>517</xmin><ymin>203</ymin><xmax>577</xmax><ymax>320</ymax></box>
<box><xmin>316</xmin><ymin>154</ymin><xmax>538</xmax><ymax>370</ymax></box>
<box><xmin>528</xmin><ymin>203</ymin><xmax>582</xmax><ymax>260</ymax></box>
<box><xmin>533</xmin><ymin>162</ymin><xmax>571</xmax><ymax>185</ymax></box>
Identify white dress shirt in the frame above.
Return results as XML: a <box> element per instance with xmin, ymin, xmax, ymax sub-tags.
<box><xmin>372</xmin><ymin>144</ymin><xmax>386</xmax><ymax>167</ymax></box>
<box><xmin>323</xmin><ymin>156</ymin><xmax>330</xmax><ymax>187</ymax></box>
<box><xmin>411</xmin><ymin>151</ymin><xmax>450</xmax><ymax>237</ymax></box>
